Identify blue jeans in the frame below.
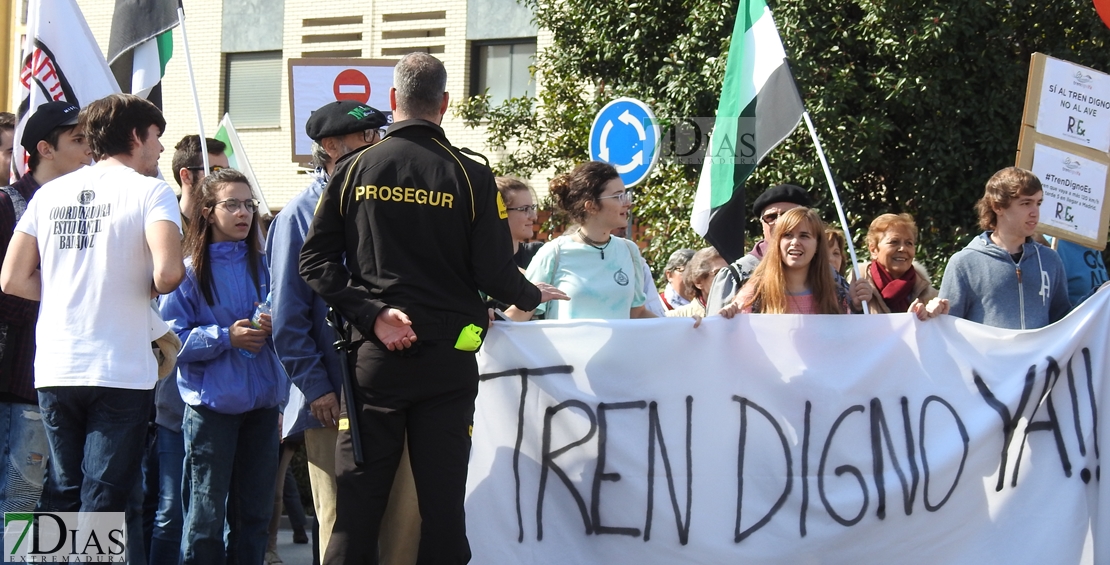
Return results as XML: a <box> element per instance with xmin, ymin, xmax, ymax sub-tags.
<box><xmin>0</xmin><ymin>401</ymin><xmax>50</xmax><ymax>558</ymax></box>
<box><xmin>148</xmin><ymin>425</ymin><xmax>185</xmax><ymax>565</ymax></box>
<box><xmin>181</xmin><ymin>404</ymin><xmax>278</xmax><ymax>565</ymax></box>
<box><xmin>37</xmin><ymin>387</ymin><xmax>154</xmax><ymax>512</ymax></box>
<box><xmin>0</xmin><ymin>401</ymin><xmax>48</xmax><ymax>513</ymax></box>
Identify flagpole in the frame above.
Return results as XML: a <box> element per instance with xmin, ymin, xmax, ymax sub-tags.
<box><xmin>177</xmin><ymin>3</ymin><xmax>210</xmax><ymax>174</ymax></box>
<box><xmin>802</xmin><ymin>110</ymin><xmax>869</xmax><ymax>314</ymax></box>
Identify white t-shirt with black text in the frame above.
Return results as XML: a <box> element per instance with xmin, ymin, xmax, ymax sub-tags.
<box><xmin>16</xmin><ymin>164</ymin><xmax>181</xmax><ymax>389</ymax></box>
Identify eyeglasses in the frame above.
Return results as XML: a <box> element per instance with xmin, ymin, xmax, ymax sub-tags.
<box><xmin>215</xmin><ymin>198</ymin><xmax>260</xmax><ymax>214</ymax></box>
<box><xmin>761</xmin><ymin>211</ymin><xmax>781</xmax><ymax>224</ymax></box>
<box><xmin>506</xmin><ymin>204</ymin><xmax>539</xmax><ymax>212</ymax></box>
<box><xmin>186</xmin><ymin>165</ymin><xmax>226</xmax><ymax>173</ymax></box>
<box><xmin>598</xmin><ymin>191</ymin><xmax>633</xmax><ymax>204</ymax></box>
<box><xmin>362</xmin><ymin>128</ymin><xmax>388</xmax><ymax>143</ymax></box>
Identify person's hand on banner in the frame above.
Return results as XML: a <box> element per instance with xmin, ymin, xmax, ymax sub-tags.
<box><xmin>719</xmin><ymin>299</ymin><xmax>742</xmax><ymax>319</ymax></box>
<box><xmin>910</xmin><ymin>296</ymin><xmax>950</xmax><ymax>321</ymax></box>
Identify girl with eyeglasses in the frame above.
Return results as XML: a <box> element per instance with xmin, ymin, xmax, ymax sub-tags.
<box><xmin>495</xmin><ymin>176</ymin><xmax>542</xmax><ymax>270</ymax></box>
<box><xmin>505</xmin><ymin>161</ymin><xmax>656</xmax><ymax>320</ymax></box>
<box><xmin>159</xmin><ymin>168</ymin><xmax>285</xmax><ymax>564</ymax></box>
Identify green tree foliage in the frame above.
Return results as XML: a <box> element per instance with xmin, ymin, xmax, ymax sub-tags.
<box><xmin>457</xmin><ymin>0</ymin><xmax>1110</xmax><ymax>277</ymax></box>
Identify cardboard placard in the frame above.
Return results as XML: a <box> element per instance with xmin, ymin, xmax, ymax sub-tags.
<box><xmin>1017</xmin><ymin>53</ymin><xmax>1110</xmax><ymax>250</ymax></box>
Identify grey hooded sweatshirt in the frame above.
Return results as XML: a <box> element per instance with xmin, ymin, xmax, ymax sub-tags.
<box><xmin>939</xmin><ymin>232</ymin><xmax>1071</xmax><ymax>329</ymax></box>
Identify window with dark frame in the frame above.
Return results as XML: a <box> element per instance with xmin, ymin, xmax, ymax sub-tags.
<box><xmin>224</xmin><ymin>51</ymin><xmax>283</xmax><ymax>128</ymax></box>
<box><xmin>470</xmin><ymin>39</ymin><xmax>536</xmax><ymax>106</ymax></box>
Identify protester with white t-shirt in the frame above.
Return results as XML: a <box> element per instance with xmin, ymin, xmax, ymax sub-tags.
<box><xmin>0</xmin><ymin>93</ymin><xmax>184</xmax><ymax>514</ymax></box>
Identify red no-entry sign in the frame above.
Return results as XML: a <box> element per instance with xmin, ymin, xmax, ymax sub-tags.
<box><xmin>1097</xmin><ymin>0</ymin><xmax>1110</xmax><ymax>29</ymax></box>
<box><xmin>333</xmin><ymin>69</ymin><xmax>371</xmax><ymax>103</ymax></box>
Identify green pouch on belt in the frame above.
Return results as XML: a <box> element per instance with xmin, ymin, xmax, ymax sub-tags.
<box><xmin>454</xmin><ymin>324</ymin><xmax>483</xmax><ymax>351</ymax></box>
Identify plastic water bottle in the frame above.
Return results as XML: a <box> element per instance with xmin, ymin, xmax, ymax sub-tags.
<box><xmin>239</xmin><ymin>293</ymin><xmax>272</xmax><ymax>358</ymax></box>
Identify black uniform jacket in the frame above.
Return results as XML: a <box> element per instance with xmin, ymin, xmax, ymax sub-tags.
<box><xmin>299</xmin><ymin>119</ymin><xmax>541</xmax><ymax>341</ymax></box>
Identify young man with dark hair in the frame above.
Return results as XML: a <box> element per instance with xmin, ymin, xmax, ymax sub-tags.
<box><xmin>0</xmin><ymin>100</ymin><xmax>91</xmax><ymax>517</ymax></box>
<box><xmin>0</xmin><ymin>93</ymin><xmax>184</xmax><ymax>514</ymax></box>
<box><xmin>939</xmin><ymin>166</ymin><xmax>1071</xmax><ymax>329</ymax></box>
<box><xmin>171</xmin><ymin>135</ymin><xmax>228</xmax><ymax>222</ymax></box>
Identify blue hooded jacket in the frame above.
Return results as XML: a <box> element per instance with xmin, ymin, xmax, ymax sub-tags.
<box><xmin>160</xmin><ymin>241</ymin><xmax>288</xmax><ymax>414</ymax></box>
<box><xmin>939</xmin><ymin>232</ymin><xmax>1071</xmax><ymax>330</ymax></box>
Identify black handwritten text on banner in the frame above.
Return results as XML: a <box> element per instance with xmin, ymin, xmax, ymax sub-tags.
<box><xmin>467</xmin><ymin>294</ymin><xmax>1110</xmax><ymax>564</ymax></box>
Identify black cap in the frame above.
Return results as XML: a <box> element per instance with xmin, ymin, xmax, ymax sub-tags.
<box><xmin>22</xmin><ymin>101</ymin><xmax>80</xmax><ymax>154</ymax></box>
<box><xmin>305</xmin><ymin>101</ymin><xmax>388</xmax><ymax>142</ymax></box>
<box><xmin>751</xmin><ymin>184</ymin><xmax>811</xmax><ymax>217</ymax></box>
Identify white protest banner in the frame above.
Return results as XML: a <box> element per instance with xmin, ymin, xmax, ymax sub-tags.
<box><xmin>469</xmin><ymin>290</ymin><xmax>1110</xmax><ymax>564</ymax></box>
<box><xmin>1035</xmin><ymin>56</ymin><xmax>1110</xmax><ymax>153</ymax></box>
<box><xmin>1032</xmin><ymin>144</ymin><xmax>1109</xmax><ymax>241</ymax></box>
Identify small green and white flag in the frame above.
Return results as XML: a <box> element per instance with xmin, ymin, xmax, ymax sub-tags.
<box><xmin>691</xmin><ymin>0</ymin><xmax>804</xmax><ymax>262</ymax></box>
<box><xmin>215</xmin><ymin>113</ymin><xmax>272</xmax><ymax>219</ymax></box>
<box><xmin>107</xmin><ymin>0</ymin><xmax>178</xmax><ymax>107</ymax></box>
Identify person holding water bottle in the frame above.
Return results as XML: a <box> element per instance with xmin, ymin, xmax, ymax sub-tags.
<box><xmin>159</xmin><ymin>168</ymin><xmax>286</xmax><ymax>564</ymax></box>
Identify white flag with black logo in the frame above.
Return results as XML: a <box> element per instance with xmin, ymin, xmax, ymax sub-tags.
<box><xmin>15</xmin><ymin>0</ymin><xmax>120</xmax><ymax>177</ymax></box>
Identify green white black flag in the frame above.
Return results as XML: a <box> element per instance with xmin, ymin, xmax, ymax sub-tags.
<box><xmin>691</xmin><ymin>0</ymin><xmax>804</xmax><ymax>262</ymax></box>
<box><xmin>107</xmin><ymin>0</ymin><xmax>178</xmax><ymax>107</ymax></box>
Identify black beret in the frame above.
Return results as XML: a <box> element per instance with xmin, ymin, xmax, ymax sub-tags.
<box><xmin>305</xmin><ymin>101</ymin><xmax>388</xmax><ymax>142</ymax></box>
<box><xmin>752</xmin><ymin>184</ymin><xmax>811</xmax><ymax>217</ymax></box>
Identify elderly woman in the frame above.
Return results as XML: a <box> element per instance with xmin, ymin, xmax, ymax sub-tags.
<box><xmin>850</xmin><ymin>213</ymin><xmax>948</xmax><ymax>318</ymax></box>
<box><xmin>666</xmin><ymin>247</ymin><xmax>726</xmax><ymax>319</ymax></box>
<box><xmin>660</xmin><ymin>248</ymin><xmax>696</xmax><ymax>310</ymax></box>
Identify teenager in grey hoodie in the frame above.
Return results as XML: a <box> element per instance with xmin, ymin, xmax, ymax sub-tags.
<box><xmin>939</xmin><ymin>167</ymin><xmax>1071</xmax><ymax>329</ymax></box>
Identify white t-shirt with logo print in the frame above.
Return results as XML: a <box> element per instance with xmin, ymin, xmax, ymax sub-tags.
<box><xmin>15</xmin><ymin>164</ymin><xmax>181</xmax><ymax>390</ymax></box>
<box><xmin>525</xmin><ymin>234</ymin><xmax>647</xmax><ymax>320</ymax></box>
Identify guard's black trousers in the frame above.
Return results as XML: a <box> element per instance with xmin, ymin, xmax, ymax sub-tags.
<box><xmin>324</xmin><ymin>338</ymin><xmax>478</xmax><ymax>565</ymax></box>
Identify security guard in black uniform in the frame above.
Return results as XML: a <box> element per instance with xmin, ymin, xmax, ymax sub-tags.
<box><xmin>299</xmin><ymin>53</ymin><xmax>567</xmax><ymax>565</ymax></box>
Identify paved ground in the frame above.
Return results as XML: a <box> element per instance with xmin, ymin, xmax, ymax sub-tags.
<box><xmin>270</xmin><ymin>521</ymin><xmax>316</xmax><ymax>565</ymax></box>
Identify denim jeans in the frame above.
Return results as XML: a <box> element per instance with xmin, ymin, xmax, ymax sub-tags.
<box><xmin>0</xmin><ymin>401</ymin><xmax>50</xmax><ymax>558</ymax></box>
<box><xmin>148</xmin><ymin>425</ymin><xmax>185</xmax><ymax>565</ymax></box>
<box><xmin>37</xmin><ymin>387</ymin><xmax>154</xmax><ymax>512</ymax></box>
<box><xmin>181</xmin><ymin>404</ymin><xmax>278</xmax><ymax>565</ymax></box>
<box><xmin>0</xmin><ymin>401</ymin><xmax>48</xmax><ymax>513</ymax></box>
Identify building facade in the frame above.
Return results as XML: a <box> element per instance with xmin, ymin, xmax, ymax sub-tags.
<box><xmin>15</xmin><ymin>0</ymin><xmax>540</xmax><ymax>210</ymax></box>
